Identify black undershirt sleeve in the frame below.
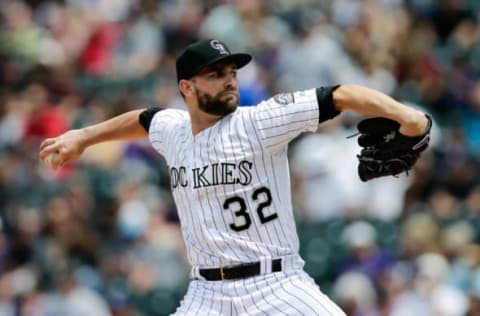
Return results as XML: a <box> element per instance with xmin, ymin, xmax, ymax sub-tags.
<box><xmin>316</xmin><ymin>85</ymin><xmax>341</xmax><ymax>123</ymax></box>
<box><xmin>139</xmin><ymin>107</ymin><xmax>163</xmax><ymax>132</ymax></box>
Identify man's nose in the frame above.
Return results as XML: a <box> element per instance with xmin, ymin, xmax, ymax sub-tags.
<box><xmin>224</xmin><ymin>74</ymin><xmax>236</xmax><ymax>89</ymax></box>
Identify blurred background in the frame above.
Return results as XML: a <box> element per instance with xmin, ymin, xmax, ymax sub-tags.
<box><xmin>0</xmin><ymin>0</ymin><xmax>480</xmax><ymax>315</ymax></box>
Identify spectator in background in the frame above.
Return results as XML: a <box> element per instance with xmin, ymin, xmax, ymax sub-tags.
<box><xmin>331</xmin><ymin>271</ymin><xmax>379</xmax><ymax>316</ymax></box>
<box><xmin>414</xmin><ymin>253</ymin><xmax>469</xmax><ymax>316</ymax></box>
<box><xmin>337</xmin><ymin>221</ymin><xmax>394</xmax><ymax>280</ymax></box>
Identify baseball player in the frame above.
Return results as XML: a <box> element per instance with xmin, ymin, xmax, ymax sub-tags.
<box><xmin>39</xmin><ymin>39</ymin><xmax>430</xmax><ymax>315</ymax></box>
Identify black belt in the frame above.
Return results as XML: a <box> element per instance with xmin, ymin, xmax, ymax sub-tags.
<box><xmin>199</xmin><ymin>259</ymin><xmax>282</xmax><ymax>281</ymax></box>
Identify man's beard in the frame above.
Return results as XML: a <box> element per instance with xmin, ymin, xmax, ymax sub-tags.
<box><xmin>195</xmin><ymin>87</ymin><xmax>238</xmax><ymax>116</ymax></box>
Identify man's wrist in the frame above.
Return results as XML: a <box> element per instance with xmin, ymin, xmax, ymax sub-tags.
<box><xmin>398</xmin><ymin>111</ymin><xmax>429</xmax><ymax>136</ymax></box>
<box><xmin>77</xmin><ymin>127</ymin><xmax>92</xmax><ymax>148</ymax></box>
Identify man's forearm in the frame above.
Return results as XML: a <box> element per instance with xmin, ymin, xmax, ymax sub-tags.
<box><xmin>333</xmin><ymin>84</ymin><xmax>427</xmax><ymax>136</ymax></box>
<box><xmin>80</xmin><ymin>109</ymin><xmax>148</xmax><ymax>147</ymax></box>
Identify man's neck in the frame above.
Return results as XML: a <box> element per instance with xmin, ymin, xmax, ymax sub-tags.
<box><xmin>189</xmin><ymin>110</ymin><xmax>223</xmax><ymax>135</ymax></box>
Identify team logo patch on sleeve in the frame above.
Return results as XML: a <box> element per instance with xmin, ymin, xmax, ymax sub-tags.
<box><xmin>273</xmin><ymin>93</ymin><xmax>294</xmax><ymax>105</ymax></box>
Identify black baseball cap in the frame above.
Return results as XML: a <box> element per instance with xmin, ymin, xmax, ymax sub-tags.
<box><xmin>176</xmin><ymin>39</ymin><xmax>252</xmax><ymax>82</ymax></box>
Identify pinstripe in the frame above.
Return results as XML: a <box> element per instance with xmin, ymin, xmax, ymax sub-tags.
<box><xmin>268</xmin><ymin>153</ymin><xmax>297</xmax><ymax>250</ymax></box>
<box><xmin>182</xmin><ymin>191</ymin><xmax>223</xmax><ymax>262</ymax></box>
<box><xmin>168</xmin><ymin>119</ymin><xmax>182</xmax><ymax>164</ymax></box>
<box><xmin>178</xmin><ymin>122</ymin><xmax>189</xmax><ymax>161</ymax></box>
<box><xmin>188</xmin><ymin>127</ymin><xmax>221</xmax><ymax>266</ymax></box>
<box><xmin>238</xmin><ymin>112</ymin><xmax>278</xmax><ymax>252</ymax></box>
<box><xmin>268</xmin><ymin>154</ymin><xmax>293</xmax><ymax>245</ymax></box>
<box><xmin>244</xmin><ymin>278</ymin><xmax>271</xmax><ymax>316</ymax></box>
<box><xmin>184</xmin><ymin>234</ymin><xmax>216</xmax><ymax>264</ymax></box>
<box><xmin>257</xmin><ymin>274</ymin><xmax>296</xmax><ymax>316</ymax></box>
<box><xmin>196</xmin><ymin>283</ymin><xmax>207</xmax><ymax>315</ymax></box>
<box><xmin>225</xmin><ymin>114</ymin><xmax>259</xmax><ymax>260</ymax></box>
<box><xmin>297</xmin><ymin>273</ymin><xmax>346</xmax><ymax>316</ymax></box>
<box><xmin>193</xmin><ymin>132</ymin><xmax>225</xmax><ymax>266</ymax></box>
<box><xmin>163</xmin><ymin>119</ymin><xmax>206</xmax><ymax>265</ymax></box>
<box><xmin>255</xmin><ymin>100</ymin><xmax>293</xmax><ymax>111</ymax></box>
<box><xmin>219</xmin><ymin>281</ymin><xmax>225</xmax><ymax>316</ymax></box>
<box><xmin>179</xmin><ymin>283</ymin><xmax>200</xmax><ymax>315</ymax></box>
<box><xmin>217</xmin><ymin>117</ymin><xmax>254</xmax><ymax>262</ymax></box>
<box><xmin>250</xmin><ymin>108</ymin><xmax>292</xmax><ymax>249</ymax></box>
<box><xmin>255</xmin><ymin>154</ymin><xmax>284</xmax><ymax>206</ymax></box>
<box><xmin>219</xmin><ymin>117</ymin><xmax>256</xmax><ymax>262</ymax></box>
<box><xmin>287</xmin><ymin>276</ymin><xmax>335</xmax><ymax>316</ymax></box>
<box><xmin>244</xmin><ymin>111</ymin><xmax>287</xmax><ymax>252</ymax></box>
<box><xmin>258</xmin><ymin>117</ymin><xmax>318</xmax><ymax>130</ymax></box>
<box><xmin>271</xmin><ymin>273</ymin><xmax>306</xmax><ymax>316</ymax></box>
<box><xmin>261</xmin><ymin>126</ymin><xmax>308</xmax><ymax>140</ymax></box>
<box><xmin>232</xmin><ymin>113</ymin><xmax>267</xmax><ymax>256</ymax></box>
<box><xmin>263</xmin><ymin>134</ymin><xmax>304</xmax><ymax>154</ymax></box>
<box><xmin>163</xmin><ymin>116</ymin><xmax>178</xmax><ymax>154</ymax></box>
<box><xmin>232</xmin><ymin>280</ymin><xmax>253</xmax><ymax>316</ymax></box>
<box><xmin>173</xmin><ymin>130</ymin><xmax>201</xmax><ymax>265</ymax></box>
<box><xmin>174</xmin><ymin>185</ymin><xmax>199</xmax><ymax>266</ymax></box>
<box><xmin>246</xmin><ymin>110</ymin><xmax>287</xmax><ymax>253</ymax></box>
<box><xmin>254</xmin><ymin>91</ymin><xmax>319</xmax><ymax>152</ymax></box>
<box><xmin>172</xmin><ymin>184</ymin><xmax>198</xmax><ymax>262</ymax></box>
<box><xmin>255</xmin><ymin>282</ymin><xmax>287</xmax><ymax>316</ymax></box>
<box><xmin>181</xmin><ymin>185</ymin><xmax>215</xmax><ymax>266</ymax></box>
<box><xmin>232</xmin><ymin>296</ymin><xmax>240</xmax><ymax>316</ymax></box>
<box><xmin>206</xmin><ymin>285</ymin><xmax>217</xmax><ymax>316</ymax></box>
<box><xmin>278</xmin><ymin>279</ymin><xmax>319</xmax><ymax>315</ymax></box>
<box><xmin>181</xmin><ymin>137</ymin><xmax>217</xmax><ymax>265</ymax></box>
<box><xmin>178</xmin><ymin>122</ymin><xmax>199</xmax><ymax>262</ymax></box>
<box><xmin>151</xmin><ymin>140</ymin><xmax>164</xmax><ymax>147</ymax></box>
<box><xmin>210</xmin><ymin>120</ymin><xmax>248</xmax><ymax>263</ymax></box>
<box><xmin>149</xmin><ymin>130</ymin><xmax>165</xmax><ymax>136</ymax></box>
<box><xmin>255</xmin><ymin>108</ymin><xmax>317</xmax><ymax>122</ymax></box>
<box><xmin>255</xmin><ymin>101</ymin><xmax>313</xmax><ymax>118</ymax></box>
<box><xmin>256</xmin><ymin>96</ymin><xmax>314</xmax><ymax>113</ymax></box>
<box><xmin>204</xmin><ymin>124</ymin><xmax>243</xmax><ymax>264</ymax></box>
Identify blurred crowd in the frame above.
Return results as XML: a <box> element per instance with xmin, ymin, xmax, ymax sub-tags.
<box><xmin>1</xmin><ymin>0</ymin><xmax>480</xmax><ymax>315</ymax></box>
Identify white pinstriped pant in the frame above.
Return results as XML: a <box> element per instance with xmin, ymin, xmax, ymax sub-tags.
<box><xmin>172</xmin><ymin>261</ymin><xmax>346</xmax><ymax>315</ymax></box>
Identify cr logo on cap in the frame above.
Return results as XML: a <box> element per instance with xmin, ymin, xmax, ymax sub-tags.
<box><xmin>210</xmin><ymin>40</ymin><xmax>229</xmax><ymax>55</ymax></box>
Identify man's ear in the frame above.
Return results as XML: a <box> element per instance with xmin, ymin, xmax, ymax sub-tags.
<box><xmin>179</xmin><ymin>80</ymin><xmax>194</xmax><ymax>97</ymax></box>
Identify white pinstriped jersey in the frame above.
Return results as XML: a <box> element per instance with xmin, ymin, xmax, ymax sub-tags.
<box><xmin>148</xmin><ymin>88</ymin><xmax>319</xmax><ymax>269</ymax></box>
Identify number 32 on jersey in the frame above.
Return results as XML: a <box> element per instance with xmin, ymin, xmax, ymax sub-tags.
<box><xmin>223</xmin><ymin>186</ymin><xmax>278</xmax><ymax>232</ymax></box>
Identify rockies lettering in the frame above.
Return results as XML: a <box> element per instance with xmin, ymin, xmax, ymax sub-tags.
<box><xmin>170</xmin><ymin>160</ymin><xmax>253</xmax><ymax>189</ymax></box>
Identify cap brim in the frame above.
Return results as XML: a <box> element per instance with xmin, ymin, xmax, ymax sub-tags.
<box><xmin>215</xmin><ymin>53</ymin><xmax>252</xmax><ymax>69</ymax></box>
<box><xmin>194</xmin><ymin>53</ymin><xmax>252</xmax><ymax>76</ymax></box>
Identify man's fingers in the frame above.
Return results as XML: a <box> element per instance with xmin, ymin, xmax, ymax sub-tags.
<box><xmin>39</xmin><ymin>131</ymin><xmax>82</xmax><ymax>168</ymax></box>
<box><xmin>39</xmin><ymin>138</ymin><xmax>60</xmax><ymax>160</ymax></box>
<box><xmin>40</xmin><ymin>138</ymin><xmax>56</xmax><ymax>151</ymax></box>
<box><xmin>39</xmin><ymin>143</ymin><xmax>61</xmax><ymax>160</ymax></box>
<box><xmin>40</xmin><ymin>150</ymin><xmax>68</xmax><ymax>170</ymax></box>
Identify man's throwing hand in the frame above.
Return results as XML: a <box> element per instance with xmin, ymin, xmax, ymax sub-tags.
<box><xmin>39</xmin><ymin>129</ymin><xmax>86</xmax><ymax>170</ymax></box>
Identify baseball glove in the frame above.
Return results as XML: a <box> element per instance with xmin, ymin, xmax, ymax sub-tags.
<box><xmin>354</xmin><ymin>115</ymin><xmax>432</xmax><ymax>182</ymax></box>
